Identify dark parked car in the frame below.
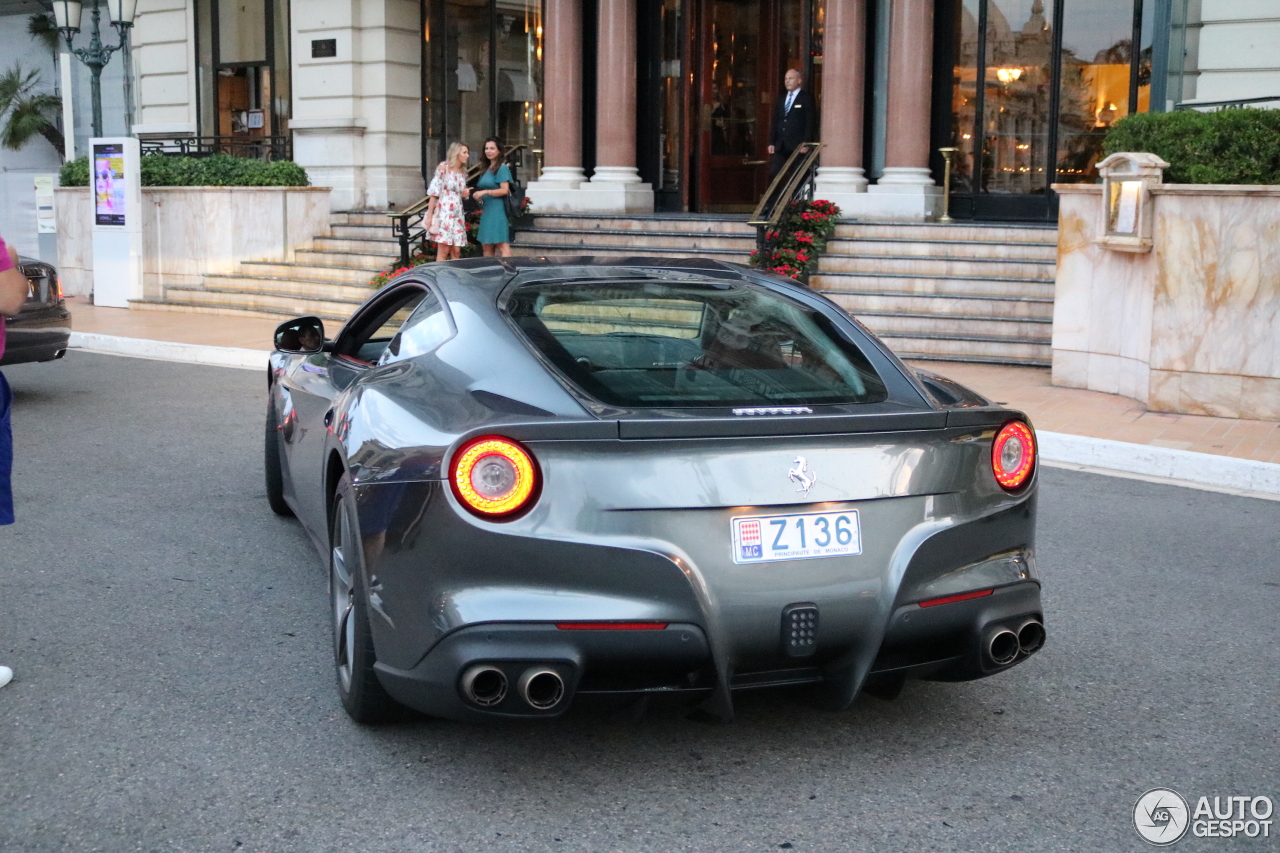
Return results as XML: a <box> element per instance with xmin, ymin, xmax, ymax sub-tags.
<box><xmin>265</xmin><ymin>257</ymin><xmax>1044</xmax><ymax>724</ymax></box>
<box><xmin>0</xmin><ymin>256</ymin><xmax>71</xmax><ymax>367</ymax></box>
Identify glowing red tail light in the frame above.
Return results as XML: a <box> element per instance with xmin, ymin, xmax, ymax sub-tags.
<box><xmin>991</xmin><ymin>420</ymin><xmax>1036</xmax><ymax>491</ymax></box>
<box><xmin>450</xmin><ymin>435</ymin><xmax>540</xmax><ymax>518</ymax></box>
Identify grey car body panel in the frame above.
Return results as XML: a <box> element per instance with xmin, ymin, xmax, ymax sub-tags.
<box><xmin>269</xmin><ymin>257</ymin><xmax>1042</xmax><ymax>719</ymax></box>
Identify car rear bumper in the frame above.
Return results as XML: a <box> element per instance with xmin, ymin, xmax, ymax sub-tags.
<box><xmin>0</xmin><ymin>307</ymin><xmax>71</xmax><ymax>367</ymax></box>
<box><xmin>354</xmin><ymin>481</ymin><xmax>1043</xmax><ymax>721</ymax></box>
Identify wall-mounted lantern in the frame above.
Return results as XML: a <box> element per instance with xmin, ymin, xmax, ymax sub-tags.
<box><xmin>1095</xmin><ymin>152</ymin><xmax>1169</xmax><ymax>253</ymax></box>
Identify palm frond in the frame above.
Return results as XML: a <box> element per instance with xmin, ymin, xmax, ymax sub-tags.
<box><xmin>27</xmin><ymin>13</ymin><xmax>61</xmax><ymax>58</ymax></box>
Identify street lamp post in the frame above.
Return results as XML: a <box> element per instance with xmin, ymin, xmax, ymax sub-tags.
<box><xmin>51</xmin><ymin>0</ymin><xmax>138</xmax><ymax>139</ymax></box>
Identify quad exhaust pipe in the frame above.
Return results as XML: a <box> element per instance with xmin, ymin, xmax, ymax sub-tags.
<box><xmin>987</xmin><ymin>629</ymin><xmax>1020</xmax><ymax>666</ymax></box>
<box><xmin>986</xmin><ymin>619</ymin><xmax>1046</xmax><ymax>667</ymax></box>
<box><xmin>1017</xmin><ymin>619</ymin><xmax>1045</xmax><ymax>655</ymax></box>
<box><xmin>518</xmin><ymin>668</ymin><xmax>566</xmax><ymax>710</ymax></box>
<box><xmin>460</xmin><ymin>664</ymin><xmax>568</xmax><ymax>711</ymax></box>
<box><xmin>460</xmin><ymin>665</ymin><xmax>508</xmax><ymax>707</ymax></box>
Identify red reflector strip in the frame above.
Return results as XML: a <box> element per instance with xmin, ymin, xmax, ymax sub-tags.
<box><xmin>917</xmin><ymin>589</ymin><xmax>995</xmax><ymax>608</ymax></box>
<box><xmin>554</xmin><ymin>622</ymin><xmax>669</xmax><ymax>631</ymax></box>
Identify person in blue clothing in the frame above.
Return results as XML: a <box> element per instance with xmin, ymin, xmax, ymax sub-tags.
<box><xmin>472</xmin><ymin>136</ymin><xmax>513</xmax><ymax>257</ymax></box>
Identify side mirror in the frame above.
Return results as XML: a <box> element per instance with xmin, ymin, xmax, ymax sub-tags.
<box><xmin>274</xmin><ymin>316</ymin><xmax>326</xmax><ymax>353</ymax></box>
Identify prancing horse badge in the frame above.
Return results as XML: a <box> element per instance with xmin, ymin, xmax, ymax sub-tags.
<box><xmin>788</xmin><ymin>456</ymin><xmax>816</xmax><ymax>496</ymax></box>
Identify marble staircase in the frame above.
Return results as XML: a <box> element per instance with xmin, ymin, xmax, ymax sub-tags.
<box><xmin>132</xmin><ymin>210</ymin><xmax>1059</xmax><ymax>370</ymax></box>
<box><xmin>511</xmin><ymin>212</ymin><xmax>759</xmax><ymax>262</ymax></box>
<box><xmin>810</xmin><ymin>221</ymin><xmax>1058</xmax><ymax>367</ymax></box>
<box><xmin>132</xmin><ymin>210</ymin><xmax>399</xmax><ymax>322</ymax></box>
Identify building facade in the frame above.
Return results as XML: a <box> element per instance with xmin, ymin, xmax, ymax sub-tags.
<box><xmin>3</xmin><ymin>0</ymin><xmax>1279</xmax><ymax>233</ymax></box>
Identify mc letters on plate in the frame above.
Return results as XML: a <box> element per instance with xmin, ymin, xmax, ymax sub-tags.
<box><xmin>730</xmin><ymin>510</ymin><xmax>862</xmax><ymax>564</ymax></box>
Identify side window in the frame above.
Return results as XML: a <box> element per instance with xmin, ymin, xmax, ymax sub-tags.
<box><xmin>336</xmin><ymin>285</ymin><xmax>432</xmax><ymax>364</ymax></box>
<box><xmin>378</xmin><ymin>289</ymin><xmax>456</xmax><ymax>365</ymax></box>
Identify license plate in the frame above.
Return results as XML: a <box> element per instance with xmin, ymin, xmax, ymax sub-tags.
<box><xmin>730</xmin><ymin>510</ymin><xmax>862</xmax><ymax>564</ymax></box>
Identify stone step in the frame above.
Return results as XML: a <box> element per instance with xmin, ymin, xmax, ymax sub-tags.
<box><xmin>329</xmin><ymin>223</ymin><xmax>402</xmax><ymax>240</ymax></box>
<box><xmin>311</xmin><ymin>235</ymin><xmax>402</xmax><ymax>253</ymax></box>
<box><xmin>514</xmin><ymin>228</ymin><xmax>754</xmax><ymax>252</ymax></box>
<box><xmin>508</xmin><ymin>242</ymin><xmax>747</xmax><ymax>263</ymax></box>
<box><xmin>811</xmin><ymin>272</ymin><xmax>1053</xmax><ymax>299</ymax></box>
<box><xmin>878</xmin><ymin>334</ymin><xmax>1052</xmax><ymax>366</ymax></box>
<box><xmin>827</xmin><ymin>290</ymin><xmax>1054</xmax><ymax>320</ymax></box>
<box><xmin>527</xmin><ymin>213</ymin><xmax>756</xmax><ymax>235</ymax></box>
<box><xmin>834</xmin><ymin>221</ymin><xmax>1058</xmax><ymax>243</ymax></box>
<box><xmin>333</xmin><ymin>210</ymin><xmax>404</xmax><ymax>227</ymax></box>
<box><xmin>161</xmin><ymin>285</ymin><xmax>364</xmax><ymax>319</ymax></box>
<box><xmin>240</xmin><ymin>261</ymin><xmax>384</xmax><ymax>284</ymax></box>
<box><xmin>204</xmin><ymin>273</ymin><xmax>374</xmax><ymax>301</ymax></box>
<box><xmin>850</xmin><ymin>310</ymin><xmax>1051</xmax><ymax>342</ymax></box>
<box><xmin>819</xmin><ymin>253</ymin><xmax>1054</xmax><ymax>280</ymax></box>
<box><xmin>131</xmin><ymin>299</ymin><xmax>352</xmax><ymax>323</ymax></box>
<box><xmin>294</xmin><ymin>248</ymin><xmax>399</xmax><ymax>269</ymax></box>
<box><xmin>825</xmin><ymin>237</ymin><xmax>1057</xmax><ymax>261</ymax></box>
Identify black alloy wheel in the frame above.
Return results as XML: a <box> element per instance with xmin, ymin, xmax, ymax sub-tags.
<box><xmin>329</xmin><ymin>474</ymin><xmax>400</xmax><ymax>724</ymax></box>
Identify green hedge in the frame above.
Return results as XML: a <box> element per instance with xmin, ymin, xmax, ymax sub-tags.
<box><xmin>1103</xmin><ymin>109</ymin><xmax>1280</xmax><ymax>184</ymax></box>
<box><xmin>59</xmin><ymin>153</ymin><xmax>309</xmax><ymax>188</ymax></box>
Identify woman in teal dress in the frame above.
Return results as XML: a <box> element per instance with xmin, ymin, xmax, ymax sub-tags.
<box><xmin>472</xmin><ymin>137</ymin><xmax>513</xmax><ymax>257</ymax></box>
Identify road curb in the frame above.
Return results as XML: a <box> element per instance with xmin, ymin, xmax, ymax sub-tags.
<box><xmin>66</xmin><ymin>333</ymin><xmax>1280</xmax><ymax>498</ymax></box>
<box><xmin>1038</xmin><ymin>430</ymin><xmax>1280</xmax><ymax>499</ymax></box>
<box><xmin>69</xmin><ymin>332</ymin><xmax>268</xmax><ymax>371</ymax></box>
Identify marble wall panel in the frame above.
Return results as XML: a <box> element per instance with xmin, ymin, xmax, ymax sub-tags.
<box><xmin>54</xmin><ymin>189</ymin><xmax>92</xmax><ymax>296</ymax></box>
<box><xmin>58</xmin><ymin>187</ymin><xmax>331</xmax><ymax>301</ymax></box>
<box><xmin>1054</xmin><ymin>184</ymin><xmax>1280</xmax><ymax>420</ymax></box>
<box><xmin>1150</xmin><ymin>192</ymin><xmax>1280</xmax><ymax>382</ymax></box>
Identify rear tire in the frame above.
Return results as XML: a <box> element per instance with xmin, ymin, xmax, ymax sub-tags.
<box><xmin>264</xmin><ymin>397</ymin><xmax>294</xmax><ymax>517</ymax></box>
<box><xmin>330</xmin><ymin>475</ymin><xmax>400</xmax><ymax>724</ymax></box>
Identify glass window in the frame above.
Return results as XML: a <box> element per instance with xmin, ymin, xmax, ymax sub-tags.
<box><xmin>1055</xmin><ymin>1</ymin><xmax>1138</xmax><ymax>183</ymax></box>
<box><xmin>980</xmin><ymin>0</ymin><xmax>1055</xmax><ymax>195</ymax></box>
<box><xmin>948</xmin><ymin>0</ymin><xmax>982</xmax><ymax>194</ymax></box>
<box><xmin>379</xmin><ymin>290</ymin><xmax>456</xmax><ymax>364</ymax></box>
<box><xmin>506</xmin><ymin>280</ymin><xmax>887</xmax><ymax>408</ymax></box>
<box><xmin>425</xmin><ymin>0</ymin><xmax>543</xmax><ymax>182</ymax></box>
<box><xmin>218</xmin><ymin>0</ymin><xmax>266</xmax><ymax>64</ymax></box>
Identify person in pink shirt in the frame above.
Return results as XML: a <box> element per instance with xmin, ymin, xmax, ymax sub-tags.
<box><xmin>0</xmin><ymin>232</ymin><xmax>26</xmax><ymax>690</ymax></box>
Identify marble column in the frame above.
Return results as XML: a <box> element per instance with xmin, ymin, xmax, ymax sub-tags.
<box><xmin>866</xmin><ymin>0</ymin><xmax>942</xmax><ymax>218</ymax></box>
<box><xmin>814</xmin><ymin>0</ymin><xmax>869</xmax><ymax>205</ymax></box>
<box><xmin>526</xmin><ymin>0</ymin><xmax>587</xmax><ymax>206</ymax></box>
<box><xmin>585</xmin><ymin>0</ymin><xmax>654</xmax><ymax>212</ymax></box>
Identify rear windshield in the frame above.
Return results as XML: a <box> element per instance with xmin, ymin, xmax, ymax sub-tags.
<box><xmin>505</xmin><ymin>279</ymin><xmax>888</xmax><ymax>408</ymax></box>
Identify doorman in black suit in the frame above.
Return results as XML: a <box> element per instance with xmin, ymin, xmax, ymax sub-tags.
<box><xmin>768</xmin><ymin>68</ymin><xmax>816</xmax><ymax>177</ymax></box>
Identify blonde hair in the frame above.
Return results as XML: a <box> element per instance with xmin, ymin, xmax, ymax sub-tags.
<box><xmin>443</xmin><ymin>142</ymin><xmax>468</xmax><ymax>170</ymax></box>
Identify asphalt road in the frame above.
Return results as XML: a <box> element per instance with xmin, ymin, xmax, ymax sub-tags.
<box><xmin>1</xmin><ymin>352</ymin><xmax>1277</xmax><ymax>853</ymax></box>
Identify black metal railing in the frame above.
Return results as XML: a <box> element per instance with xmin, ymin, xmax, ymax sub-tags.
<box><xmin>389</xmin><ymin>145</ymin><xmax>528</xmax><ymax>268</ymax></box>
<box><xmin>139</xmin><ymin>135</ymin><xmax>293</xmax><ymax>161</ymax></box>
<box><xmin>388</xmin><ymin>194</ymin><xmax>433</xmax><ymax>269</ymax></box>
<box><xmin>748</xmin><ymin>141</ymin><xmax>824</xmax><ymax>280</ymax></box>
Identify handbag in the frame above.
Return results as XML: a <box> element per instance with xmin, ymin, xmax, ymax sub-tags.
<box><xmin>503</xmin><ymin>164</ymin><xmax>526</xmax><ymax>226</ymax></box>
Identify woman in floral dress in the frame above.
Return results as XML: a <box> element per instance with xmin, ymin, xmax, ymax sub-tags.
<box><xmin>425</xmin><ymin>142</ymin><xmax>471</xmax><ymax>262</ymax></box>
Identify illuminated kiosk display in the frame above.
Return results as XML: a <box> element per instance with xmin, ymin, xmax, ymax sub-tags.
<box><xmin>90</xmin><ymin>137</ymin><xmax>143</xmax><ymax>307</ymax></box>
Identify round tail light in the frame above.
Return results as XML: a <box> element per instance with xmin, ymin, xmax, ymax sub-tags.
<box><xmin>450</xmin><ymin>435</ymin><xmax>540</xmax><ymax>518</ymax></box>
<box><xmin>991</xmin><ymin>421</ymin><xmax>1036</xmax><ymax>491</ymax></box>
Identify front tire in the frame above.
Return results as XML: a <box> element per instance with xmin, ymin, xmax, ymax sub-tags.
<box><xmin>330</xmin><ymin>475</ymin><xmax>399</xmax><ymax>724</ymax></box>
<box><xmin>264</xmin><ymin>397</ymin><xmax>294</xmax><ymax>517</ymax></box>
